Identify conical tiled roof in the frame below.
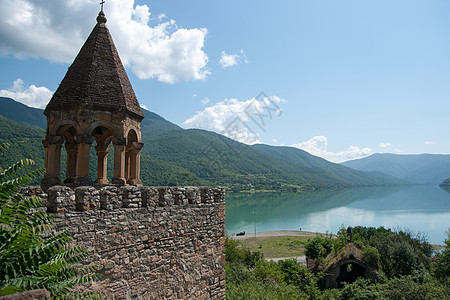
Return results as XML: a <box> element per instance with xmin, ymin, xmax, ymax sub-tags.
<box><xmin>45</xmin><ymin>11</ymin><xmax>144</xmax><ymax>119</ymax></box>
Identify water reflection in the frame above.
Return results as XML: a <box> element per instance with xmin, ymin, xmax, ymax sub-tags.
<box><xmin>226</xmin><ymin>185</ymin><xmax>450</xmax><ymax>245</ymax></box>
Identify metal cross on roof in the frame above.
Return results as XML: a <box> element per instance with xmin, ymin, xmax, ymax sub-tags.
<box><xmin>100</xmin><ymin>0</ymin><xmax>105</xmax><ymax>11</ymax></box>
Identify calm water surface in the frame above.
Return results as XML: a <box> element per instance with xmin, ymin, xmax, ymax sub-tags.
<box><xmin>225</xmin><ymin>185</ymin><xmax>450</xmax><ymax>245</ymax></box>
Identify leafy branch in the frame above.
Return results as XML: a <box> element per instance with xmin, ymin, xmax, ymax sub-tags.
<box><xmin>0</xmin><ymin>143</ymin><xmax>101</xmax><ymax>299</ymax></box>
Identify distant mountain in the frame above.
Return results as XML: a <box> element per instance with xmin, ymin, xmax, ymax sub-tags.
<box><xmin>141</xmin><ymin>109</ymin><xmax>182</xmax><ymax>137</ymax></box>
<box><xmin>253</xmin><ymin>144</ymin><xmax>406</xmax><ymax>186</ymax></box>
<box><xmin>342</xmin><ymin>153</ymin><xmax>450</xmax><ymax>185</ymax></box>
<box><xmin>0</xmin><ymin>97</ymin><xmax>47</xmax><ymax>129</ymax></box>
<box><xmin>0</xmin><ymin>97</ymin><xmax>406</xmax><ymax>191</ymax></box>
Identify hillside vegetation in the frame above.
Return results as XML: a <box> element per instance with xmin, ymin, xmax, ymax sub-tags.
<box><xmin>0</xmin><ymin>115</ymin><xmax>45</xmax><ymax>184</ymax></box>
<box><xmin>0</xmin><ymin>97</ymin><xmax>47</xmax><ymax>129</ymax></box>
<box><xmin>226</xmin><ymin>226</ymin><xmax>450</xmax><ymax>299</ymax></box>
<box><xmin>0</xmin><ymin>97</ymin><xmax>407</xmax><ymax>191</ymax></box>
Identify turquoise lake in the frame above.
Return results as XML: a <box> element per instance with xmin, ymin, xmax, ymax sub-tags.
<box><xmin>225</xmin><ymin>185</ymin><xmax>450</xmax><ymax>245</ymax></box>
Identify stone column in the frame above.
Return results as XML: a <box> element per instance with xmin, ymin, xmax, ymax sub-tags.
<box><xmin>127</xmin><ymin>142</ymin><xmax>144</xmax><ymax>185</ymax></box>
<box><xmin>43</xmin><ymin>140</ymin><xmax>49</xmax><ymax>173</ymax></box>
<box><xmin>95</xmin><ymin>144</ymin><xmax>111</xmax><ymax>184</ymax></box>
<box><xmin>41</xmin><ymin>136</ymin><xmax>64</xmax><ymax>191</ymax></box>
<box><xmin>112</xmin><ymin>137</ymin><xmax>126</xmax><ymax>185</ymax></box>
<box><xmin>75</xmin><ymin>135</ymin><xmax>94</xmax><ymax>186</ymax></box>
<box><xmin>125</xmin><ymin>150</ymin><xmax>131</xmax><ymax>181</ymax></box>
<box><xmin>64</xmin><ymin>143</ymin><xmax>78</xmax><ymax>183</ymax></box>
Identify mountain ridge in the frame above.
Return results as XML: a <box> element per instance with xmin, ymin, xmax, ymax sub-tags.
<box><xmin>342</xmin><ymin>153</ymin><xmax>450</xmax><ymax>185</ymax></box>
<box><xmin>0</xmin><ymin>97</ymin><xmax>406</xmax><ymax>191</ymax></box>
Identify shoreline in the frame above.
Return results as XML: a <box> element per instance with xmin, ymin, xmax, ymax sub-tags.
<box><xmin>230</xmin><ymin>230</ymin><xmax>318</xmax><ymax>241</ymax></box>
<box><xmin>230</xmin><ymin>229</ymin><xmax>446</xmax><ymax>248</ymax></box>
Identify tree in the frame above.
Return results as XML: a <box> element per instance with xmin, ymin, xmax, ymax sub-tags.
<box><xmin>431</xmin><ymin>230</ymin><xmax>450</xmax><ymax>285</ymax></box>
<box><xmin>304</xmin><ymin>234</ymin><xmax>334</xmax><ymax>261</ymax></box>
<box><xmin>0</xmin><ymin>143</ymin><xmax>100</xmax><ymax>298</ymax></box>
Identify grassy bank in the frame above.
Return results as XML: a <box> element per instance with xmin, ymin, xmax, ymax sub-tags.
<box><xmin>232</xmin><ymin>230</ymin><xmax>444</xmax><ymax>259</ymax></box>
<box><xmin>232</xmin><ymin>231</ymin><xmax>320</xmax><ymax>258</ymax></box>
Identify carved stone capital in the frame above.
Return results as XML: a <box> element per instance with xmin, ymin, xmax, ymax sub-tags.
<box><xmin>132</xmin><ymin>142</ymin><xmax>144</xmax><ymax>150</ymax></box>
<box><xmin>65</xmin><ymin>143</ymin><xmax>79</xmax><ymax>151</ymax></box>
<box><xmin>75</xmin><ymin>134</ymin><xmax>94</xmax><ymax>144</ymax></box>
<box><xmin>44</xmin><ymin>135</ymin><xmax>64</xmax><ymax>145</ymax></box>
<box><xmin>112</xmin><ymin>137</ymin><xmax>127</xmax><ymax>145</ymax></box>
<box><xmin>95</xmin><ymin>144</ymin><xmax>112</xmax><ymax>153</ymax></box>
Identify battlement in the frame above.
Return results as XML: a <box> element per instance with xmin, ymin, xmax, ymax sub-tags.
<box><xmin>22</xmin><ymin>185</ymin><xmax>226</xmax><ymax>299</ymax></box>
<box><xmin>44</xmin><ymin>185</ymin><xmax>225</xmax><ymax>213</ymax></box>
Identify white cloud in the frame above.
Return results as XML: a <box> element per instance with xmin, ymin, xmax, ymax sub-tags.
<box><xmin>379</xmin><ymin>142</ymin><xmax>392</xmax><ymax>148</ymax></box>
<box><xmin>219</xmin><ymin>50</ymin><xmax>247</xmax><ymax>68</ymax></box>
<box><xmin>0</xmin><ymin>0</ymin><xmax>209</xmax><ymax>83</ymax></box>
<box><xmin>0</xmin><ymin>78</ymin><xmax>53</xmax><ymax>108</ymax></box>
<box><xmin>200</xmin><ymin>97</ymin><xmax>210</xmax><ymax>104</ymax></box>
<box><xmin>140</xmin><ymin>104</ymin><xmax>148</xmax><ymax>110</ymax></box>
<box><xmin>184</xmin><ymin>95</ymin><xmax>283</xmax><ymax>144</ymax></box>
<box><xmin>157</xmin><ymin>13</ymin><xmax>166</xmax><ymax>21</ymax></box>
<box><xmin>424</xmin><ymin>141</ymin><xmax>433</xmax><ymax>145</ymax></box>
<box><xmin>292</xmin><ymin>136</ymin><xmax>372</xmax><ymax>163</ymax></box>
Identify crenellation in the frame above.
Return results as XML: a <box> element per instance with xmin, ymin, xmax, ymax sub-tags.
<box><xmin>20</xmin><ymin>185</ymin><xmax>225</xmax><ymax>299</ymax></box>
<box><xmin>121</xmin><ymin>185</ymin><xmax>141</xmax><ymax>208</ymax></box>
<box><xmin>75</xmin><ymin>186</ymin><xmax>100</xmax><ymax>211</ymax></box>
<box><xmin>100</xmin><ymin>185</ymin><xmax>122</xmax><ymax>210</ymax></box>
<box><xmin>46</xmin><ymin>185</ymin><xmax>75</xmax><ymax>213</ymax></box>
<box><xmin>139</xmin><ymin>186</ymin><xmax>158</xmax><ymax>207</ymax></box>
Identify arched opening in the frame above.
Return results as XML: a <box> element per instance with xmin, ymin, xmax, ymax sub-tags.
<box><xmin>92</xmin><ymin>126</ymin><xmax>114</xmax><ymax>184</ymax></box>
<box><xmin>42</xmin><ymin>120</ymin><xmax>143</xmax><ymax>189</ymax></box>
<box><xmin>125</xmin><ymin>129</ymin><xmax>143</xmax><ymax>185</ymax></box>
<box><xmin>58</xmin><ymin>126</ymin><xmax>78</xmax><ymax>183</ymax></box>
<box><xmin>337</xmin><ymin>262</ymin><xmax>366</xmax><ymax>287</ymax></box>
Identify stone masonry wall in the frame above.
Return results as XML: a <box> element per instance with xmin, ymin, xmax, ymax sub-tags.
<box><xmin>27</xmin><ymin>185</ymin><xmax>225</xmax><ymax>299</ymax></box>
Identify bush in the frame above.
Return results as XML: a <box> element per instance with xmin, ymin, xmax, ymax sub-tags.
<box><xmin>381</xmin><ymin>276</ymin><xmax>450</xmax><ymax>300</ymax></box>
<box><xmin>431</xmin><ymin>230</ymin><xmax>450</xmax><ymax>285</ymax></box>
<box><xmin>362</xmin><ymin>246</ymin><xmax>381</xmax><ymax>270</ymax></box>
<box><xmin>372</xmin><ymin>230</ymin><xmax>431</xmax><ymax>279</ymax></box>
<box><xmin>253</xmin><ymin>259</ymin><xmax>284</xmax><ymax>284</ymax></box>
<box><xmin>278</xmin><ymin>259</ymin><xmax>320</xmax><ymax>298</ymax></box>
<box><xmin>225</xmin><ymin>235</ymin><xmax>263</xmax><ymax>268</ymax></box>
<box><xmin>340</xmin><ymin>278</ymin><xmax>382</xmax><ymax>300</ymax></box>
<box><xmin>305</xmin><ymin>235</ymin><xmax>334</xmax><ymax>261</ymax></box>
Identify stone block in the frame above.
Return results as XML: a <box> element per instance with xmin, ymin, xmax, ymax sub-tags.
<box><xmin>121</xmin><ymin>185</ymin><xmax>142</xmax><ymax>208</ymax></box>
<box><xmin>46</xmin><ymin>185</ymin><xmax>75</xmax><ymax>213</ymax></box>
<box><xmin>75</xmin><ymin>186</ymin><xmax>99</xmax><ymax>211</ymax></box>
<box><xmin>99</xmin><ymin>185</ymin><xmax>121</xmax><ymax>210</ymax></box>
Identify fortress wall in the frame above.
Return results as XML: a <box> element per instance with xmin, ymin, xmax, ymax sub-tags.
<box><xmin>33</xmin><ymin>185</ymin><xmax>225</xmax><ymax>300</ymax></box>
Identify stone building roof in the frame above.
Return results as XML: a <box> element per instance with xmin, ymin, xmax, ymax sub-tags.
<box><xmin>44</xmin><ymin>11</ymin><xmax>144</xmax><ymax>119</ymax></box>
<box><xmin>309</xmin><ymin>243</ymin><xmax>380</xmax><ymax>289</ymax></box>
<box><xmin>318</xmin><ymin>243</ymin><xmax>364</xmax><ymax>271</ymax></box>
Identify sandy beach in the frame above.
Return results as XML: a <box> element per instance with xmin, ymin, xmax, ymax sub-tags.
<box><xmin>231</xmin><ymin>230</ymin><xmax>318</xmax><ymax>241</ymax></box>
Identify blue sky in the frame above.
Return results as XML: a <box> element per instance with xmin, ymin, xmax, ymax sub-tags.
<box><xmin>1</xmin><ymin>0</ymin><xmax>449</xmax><ymax>162</ymax></box>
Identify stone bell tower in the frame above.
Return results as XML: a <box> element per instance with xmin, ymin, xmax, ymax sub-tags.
<box><xmin>41</xmin><ymin>10</ymin><xmax>144</xmax><ymax>191</ymax></box>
